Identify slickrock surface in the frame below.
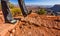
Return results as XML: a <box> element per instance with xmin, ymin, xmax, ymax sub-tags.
<box><xmin>0</xmin><ymin>12</ymin><xmax>60</xmax><ymax>36</ymax></box>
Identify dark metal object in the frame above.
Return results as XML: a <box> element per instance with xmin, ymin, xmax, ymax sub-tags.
<box><xmin>18</xmin><ymin>0</ymin><xmax>28</xmax><ymax>17</ymax></box>
<box><xmin>1</xmin><ymin>0</ymin><xmax>14</xmax><ymax>22</ymax></box>
<box><xmin>1</xmin><ymin>0</ymin><xmax>31</xmax><ymax>24</ymax></box>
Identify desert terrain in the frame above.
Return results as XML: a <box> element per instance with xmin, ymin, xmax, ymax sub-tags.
<box><xmin>0</xmin><ymin>11</ymin><xmax>60</xmax><ymax>36</ymax></box>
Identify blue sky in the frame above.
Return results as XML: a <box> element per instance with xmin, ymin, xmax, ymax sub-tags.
<box><xmin>9</xmin><ymin>0</ymin><xmax>60</xmax><ymax>5</ymax></box>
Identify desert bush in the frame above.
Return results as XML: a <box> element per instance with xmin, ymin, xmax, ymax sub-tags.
<box><xmin>10</xmin><ymin>8</ymin><xmax>22</xmax><ymax>16</ymax></box>
<box><xmin>37</xmin><ymin>8</ymin><xmax>47</xmax><ymax>15</ymax></box>
<box><xmin>9</xmin><ymin>2</ymin><xmax>15</xmax><ymax>9</ymax></box>
<box><xmin>0</xmin><ymin>3</ymin><xmax>1</xmax><ymax>10</ymax></box>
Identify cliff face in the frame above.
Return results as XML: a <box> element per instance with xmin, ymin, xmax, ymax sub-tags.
<box><xmin>51</xmin><ymin>4</ymin><xmax>60</xmax><ymax>12</ymax></box>
<box><xmin>0</xmin><ymin>12</ymin><xmax>60</xmax><ymax>36</ymax></box>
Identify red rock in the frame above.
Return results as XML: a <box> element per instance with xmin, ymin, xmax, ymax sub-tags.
<box><xmin>0</xmin><ymin>12</ymin><xmax>60</xmax><ymax>36</ymax></box>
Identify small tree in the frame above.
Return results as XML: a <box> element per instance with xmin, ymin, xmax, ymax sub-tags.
<box><xmin>37</xmin><ymin>8</ymin><xmax>46</xmax><ymax>15</ymax></box>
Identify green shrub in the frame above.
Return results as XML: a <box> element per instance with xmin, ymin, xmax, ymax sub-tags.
<box><xmin>37</xmin><ymin>8</ymin><xmax>46</xmax><ymax>15</ymax></box>
<box><xmin>10</xmin><ymin>8</ymin><xmax>22</xmax><ymax>16</ymax></box>
<box><xmin>0</xmin><ymin>3</ymin><xmax>1</xmax><ymax>10</ymax></box>
<box><xmin>9</xmin><ymin>2</ymin><xmax>15</xmax><ymax>9</ymax></box>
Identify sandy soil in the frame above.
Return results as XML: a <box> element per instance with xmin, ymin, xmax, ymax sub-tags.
<box><xmin>0</xmin><ymin>11</ymin><xmax>60</xmax><ymax>36</ymax></box>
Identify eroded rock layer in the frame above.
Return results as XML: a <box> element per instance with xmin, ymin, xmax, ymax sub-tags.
<box><xmin>0</xmin><ymin>13</ymin><xmax>60</xmax><ymax>36</ymax></box>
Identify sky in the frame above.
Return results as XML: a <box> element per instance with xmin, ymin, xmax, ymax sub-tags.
<box><xmin>9</xmin><ymin>0</ymin><xmax>60</xmax><ymax>5</ymax></box>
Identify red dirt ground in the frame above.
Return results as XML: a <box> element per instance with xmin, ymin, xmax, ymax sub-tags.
<box><xmin>0</xmin><ymin>11</ymin><xmax>60</xmax><ymax>36</ymax></box>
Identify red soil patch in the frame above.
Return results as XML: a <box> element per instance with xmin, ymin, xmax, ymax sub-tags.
<box><xmin>0</xmin><ymin>12</ymin><xmax>60</xmax><ymax>36</ymax></box>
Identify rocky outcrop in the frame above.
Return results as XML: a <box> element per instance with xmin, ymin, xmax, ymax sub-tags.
<box><xmin>50</xmin><ymin>4</ymin><xmax>60</xmax><ymax>15</ymax></box>
<box><xmin>51</xmin><ymin>4</ymin><xmax>60</xmax><ymax>12</ymax></box>
<box><xmin>0</xmin><ymin>13</ymin><xmax>60</xmax><ymax>36</ymax></box>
